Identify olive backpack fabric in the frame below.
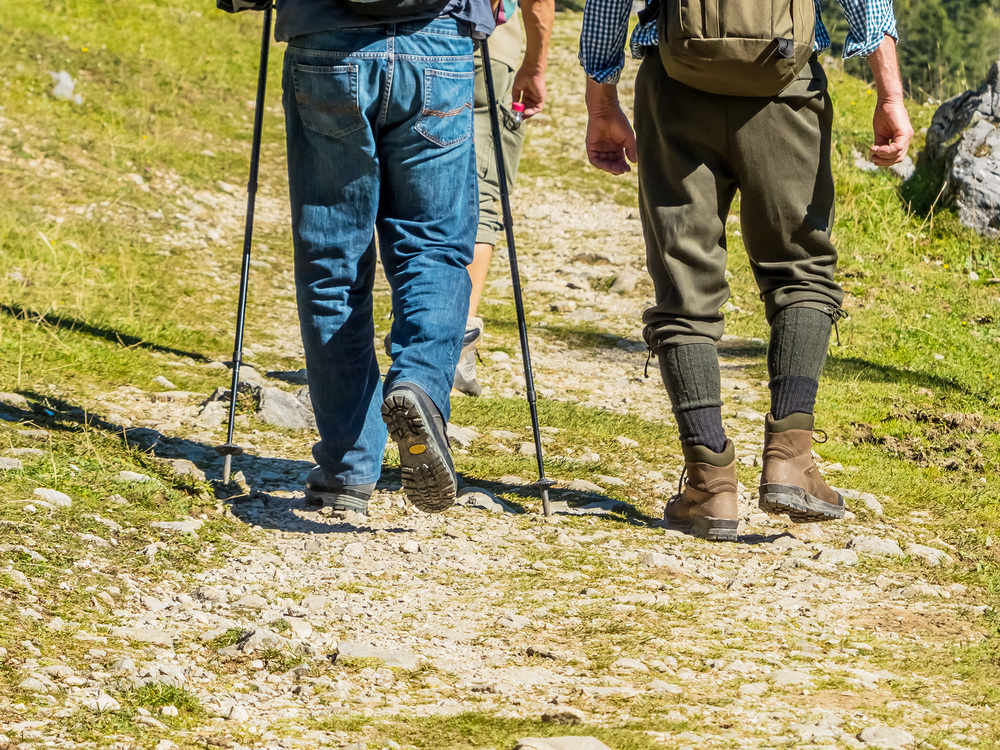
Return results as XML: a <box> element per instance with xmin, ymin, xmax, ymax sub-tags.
<box><xmin>657</xmin><ymin>0</ymin><xmax>816</xmax><ymax>96</ymax></box>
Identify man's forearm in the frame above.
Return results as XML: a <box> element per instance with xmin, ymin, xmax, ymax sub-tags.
<box><xmin>867</xmin><ymin>34</ymin><xmax>904</xmax><ymax>103</ymax></box>
<box><xmin>521</xmin><ymin>0</ymin><xmax>554</xmax><ymax>74</ymax></box>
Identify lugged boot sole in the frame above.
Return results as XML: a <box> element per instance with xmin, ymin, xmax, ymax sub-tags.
<box><xmin>690</xmin><ymin>516</ymin><xmax>739</xmax><ymax>543</ymax></box>
<box><xmin>759</xmin><ymin>483</ymin><xmax>845</xmax><ymax>522</ymax></box>
<box><xmin>382</xmin><ymin>392</ymin><xmax>456</xmax><ymax>514</ymax></box>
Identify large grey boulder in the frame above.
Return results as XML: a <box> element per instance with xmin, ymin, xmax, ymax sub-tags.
<box><xmin>923</xmin><ymin>61</ymin><xmax>1000</xmax><ymax>236</ymax></box>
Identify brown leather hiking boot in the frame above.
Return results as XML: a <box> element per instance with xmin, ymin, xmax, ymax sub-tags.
<box><xmin>664</xmin><ymin>441</ymin><xmax>739</xmax><ymax>542</ymax></box>
<box><xmin>759</xmin><ymin>413</ymin><xmax>845</xmax><ymax>522</ymax></box>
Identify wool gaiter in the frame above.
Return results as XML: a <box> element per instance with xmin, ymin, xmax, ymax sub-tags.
<box><xmin>767</xmin><ymin>305</ymin><xmax>833</xmax><ymax>419</ymax></box>
<box><xmin>658</xmin><ymin>342</ymin><xmax>727</xmax><ymax>453</ymax></box>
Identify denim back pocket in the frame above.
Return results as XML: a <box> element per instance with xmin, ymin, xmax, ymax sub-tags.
<box><xmin>415</xmin><ymin>69</ymin><xmax>474</xmax><ymax>147</ymax></box>
<box><xmin>291</xmin><ymin>62</ymin><xmax>365</xmax><ymax>139</ymax></box>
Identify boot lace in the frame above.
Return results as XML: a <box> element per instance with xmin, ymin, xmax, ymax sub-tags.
<box><xmin>673</xmin><ymin>467</ymin><xmax>688</xmax><ymax>500</ymax></box>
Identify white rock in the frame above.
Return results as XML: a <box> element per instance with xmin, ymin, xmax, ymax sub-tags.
<box><xmin>151</xmin><ymin>520</ymin><xmax>203</xmax><ymax>534</ymax></box>
<box><xmin>227</xmin><ymin>704</ymin><xmax>250</xmax><ymax>722</ymax></box>
<box><xmin>848</xmin><ymin>535</ymin><xmax>905</xmax><ymax>557</ymax></box>
<box><xmin>497</xmin><ymin>614</ymin><xmax>531</xmax><ymax>630</ymax></box>
<box><xmin>541</xmin><ymin>706</ymin><xmax>586</xmax><ymax>725</ymax></box>
<box><xmin>83</xmin><ymin>693</ymin><xmax>121</xmax><ymax>712</ymax></box>
<box><xmin>18</xmin><ymin>677</ymin><xmax>48</xmax><ymax>693</ymax></box>
<box><xmin>769</xmin><ymin>669</ymin><xmax>813</xmax><ymax>686</ymax></box>
<box><xmin>119</xmin><ymin>470</ymin><xmax>153</xmax><ymax>483</ymax></box>
<box><xmin>814</xmin><ymin>548</ymin><xmax>859</xmax><ymax>565</ymax></box>
<box><xmin>516</xmin><ymin>738</ymin><xmax>613</xmax><ymax>750</ymax></box>
<box><xmin>858</xmin><ymin>726</ymin><xmax>915</xmax><ymax>748</ymax></box>
<box><xmin>611</xmin><ymin>657</ymin><xmax>648</xmax><ymax>672</ymax></box>
<box><xmin>336</xmin><ymin>642</ymin><xmax>419</xmax><ymax>670</ymax></box>
<box><xmin>906</xmin><ymin>543</ymin><xmax>952</xmax><ymax>567</ymax></box>
<box><xmin>33</xmin><ymin>488</ymin><xmax>71</xmax><ymax>507</ymax></box>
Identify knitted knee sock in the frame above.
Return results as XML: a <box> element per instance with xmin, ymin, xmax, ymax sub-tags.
<box><xmin>768</xmin><ymin>306</ymin><xmax>833</xmax><ymax>419</ymax></box>
<box><xmin>658</xmin><ymin>343</ymin><xmax>727</xmax><ymax>454</ymax></box>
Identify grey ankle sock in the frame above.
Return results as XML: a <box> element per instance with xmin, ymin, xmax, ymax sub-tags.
<box><xmin>768</xmin><ymin>306</ymin><xmax>832</xmax><ymax>419</ymax></box>
<box><xmin>658</xmin><ymin>343</ymin><xmax>727</xmax><ymax>453</ymax></box>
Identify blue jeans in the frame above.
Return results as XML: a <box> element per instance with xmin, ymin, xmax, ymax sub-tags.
<box><xmin>282</xmin><ymin>18</ymin><xmax>476</xmax><ymax>486</ymax></box>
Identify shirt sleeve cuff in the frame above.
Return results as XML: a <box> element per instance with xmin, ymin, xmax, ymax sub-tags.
<box><xmin>579</xmin><ymin>50</ymin><xmax>625</xmax><ymax>85</ymax></box>
<box><xmin>843</xmin><ymin>20</ymin><xmax>898</xmax><ymax>59</ymax></box>
<box><xmin>587</xmin><ymin>69</ymin><xmax>623</xmax><ymax>85</ymax></box>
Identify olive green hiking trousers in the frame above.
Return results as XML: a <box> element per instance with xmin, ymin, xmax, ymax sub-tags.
<box><xmin>634</xmin><ymin>54</ymin><xmax>844</xmax><ymax>349</ymax></box>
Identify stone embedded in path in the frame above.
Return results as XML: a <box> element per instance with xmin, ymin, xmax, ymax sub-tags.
<box><xmin>899</xmin><ymin>583</ymin><xmax>942</xmax><ymax>599</ymax></box>
<box><xmin>152</xmin><ymin>519</ymin><xmax>203</xmax><ymax>535</ymax></box>
<box><xmin>516</xmin><ymin>738</ymin><xmax>612</xmax><ymax>750</ymax></box>
<box><xmin>496</xmin><ymin>614</ymin><xmax>531</xmax><ymax>630</ymax></box>
<box><xmin>541</xmin><ymin>706</ymin><xmax>586</xmax><ymax>725</ymax></box>
<box><xmin>0</xmin><ymin>457</ymin><xmax>23</xmax><ymax>470</ymax></box>
<box><xmin>33</xmin><ymin>488</ymin><xmax>71</xmax><ymax>507</ymax></box>
<box><xmin>447</xmin><ymin>423</ymin><xmax>478</xmax><ymax>448</ymax></box>
<box><xmin>109</xmin><ymin>627</ymin><xmax>180</xmax><ymax>647</ymax></box>
<box><xmin>738</xmin><ymin>682</ymin><xmax>769</xmax><ymax>696</ymax></box>
<box><xmin>814</xmin><ymin>548</ymin><xmax>859</xmax><ymax>565</ymax></box>
<box><xmin>848</xmin><ymin>535</ymin><xmax>905</xmax><ymax>557</ymax></box>
<box><xmin>153</xmin><ymin>376</ymin><xmax>177</xmax><ymax>390</ymax></box>
<box><xmin>0</xmin><ymin>392</ymin><xmax>29</xmax><ymax>409</ymax></box>
<box><xmin>162</xmin><ymin>458</ymin><xmax>206</xmax><ymax>482</ymax></box>
<box><xmin>218</xmin><ymin>628</ymin><xmax>289</xmax><ymax>657</ymax></box>
<box><xmin>641</xmin><ymin>551</ymin><xmax>684</xmax><ymax>569</ymax></box>
<box><xmin>18</xmin><ymin>677</ymin><xmax>49</xmax><ymax>693</ymax></box>
<box><xmin>769</xmin><ymin>669</ymin><xmax>813</xmax><ymax>687</ymax></box>
<box><xmin>256</xmin><ymin>385</ymin><xmax>316</xmax><ymax>430</ymax></box>
<box><xmin>232</xmin><ymin>594</ymin><xmax>267</xmax><ymax>609</ymax></box>
<box><xmin>457</xmin><ymin>487</ymin><xmax>517</xmax><ymax>514</ymax></box>
<box><xmin>906</xmin><ymin>542</ymin><xmax>952</xmax><ymax>567</ymax></box>
<box><xmin>858</xmin><ymin>726</ymin><xmax>915</xmax><ymax>748</ymax></box>
<box><xmin>151</xmin><ymin>391</ymin><xmax>200</xmax><ymax>403</ymax></box>
<box><xmin>335</xmin><ymin>642</ymin><xmax>420</xmax><ymax>670</ymax></box>
<box><xmin>840</xmin><ymin>487</ymin><xmax>885</xmax><ymax>515</ymax></box>
<box><xmin>611</xmin><ymin>657</ymin><xmax>648</xmax><ymax>672</ymax></box>
<box><xmin>82</xmin><ymin>693</ymin><xmax>121</xmax><ymax>712</ymax></box>
<box><xmin>564</xmin><ymin>478</ymin><xmax>606</xmax><ymax>494</ymax></box>
<box><xmin>594</xmin><ymin>474</ymin><xmax>626</xmax><ymax>487</ymax></box>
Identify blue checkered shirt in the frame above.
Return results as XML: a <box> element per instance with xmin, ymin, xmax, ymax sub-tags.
<box><xmin>581</xmin><ymin>0</ymin><xmax>898</xmax><ymax>84</ymax></box>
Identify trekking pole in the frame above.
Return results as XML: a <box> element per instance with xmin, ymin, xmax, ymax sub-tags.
<box><xmin>216</xmin><ymin>4</ymin><xmax>273</xmax><ymax>485</ymax></box>
<box><xmin>481</xmin><ymin>39</ymin><xmax>555</xmax><ymax>516</ymax></box>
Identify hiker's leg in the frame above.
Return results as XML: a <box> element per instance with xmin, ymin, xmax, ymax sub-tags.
<box><xmin>634</xmin><ymin>55</ymin><xmax>737</xmax><ymax>452</ymax></box>
<box><xmin>469</xmin><ymin>47</ymin><xmax>526</xmax><ymax>318</ymax></box>
<box><xmin>730</xmin><ymin>57</ymin><xmax>843</xmax><ymax>419</ymax></box>
<box><xmin>376</xmin><ymin>19</ymin><xmax>477</xmax><ymax>423</ymax></box>
<box><xmin>282</xmin><ymin>29</ymin><xmax>389</xmax><ymax>485</ymax></box>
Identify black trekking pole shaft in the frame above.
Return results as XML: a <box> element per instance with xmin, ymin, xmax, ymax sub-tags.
<box><xmin>217</xmin><ymin>4</ymin><xmax>273</xmax><ymax>484</ymax></box>
<box><xmin>481</xmin><ymin>40</ymin><xmax>553</xmax><ymax>516</ymax></box>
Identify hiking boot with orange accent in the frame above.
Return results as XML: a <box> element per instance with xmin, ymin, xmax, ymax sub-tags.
<box><xmin>381</xmin><ymin>383</ymin><xmax>456</xmax><ymax>514</ymax></box>
<box><xmin>759</xmin><ymin>413</ymin><xmax>845</xmax><ymax>522</ymax></box>
<box><xmin>664</xmin><ymin>441</ymin><xmax>739</xmax><ymax>542</ymax></box>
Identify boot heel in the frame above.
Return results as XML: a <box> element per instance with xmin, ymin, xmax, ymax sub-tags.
<box><xmin>690</xmin><ymin>516</ymin><xmax>739</xmax><ymax>543</ymax></box>
<box><xmin>759</xmin><ymin>483</ymin><xmax>845</xmax><ymax>522</ymax></box>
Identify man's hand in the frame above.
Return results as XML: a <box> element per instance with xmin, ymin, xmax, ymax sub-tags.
<box><xmin>512</xmin><ymin>68</ymin><xmax>546</xmax><ymax>117</ymax></box>
<box><xmin>585</xmin><ymin>80</ymin><xmax>637</xmax><ymax>175</ymax></box>
<box><xmin>867</xmin><ymin>35</ymin><xmax>913</xmax><ymax>167</ymax></box>
<box><xmin>871</xmin><ymin>98</ymin><xmax>913</xmax><ymax>166</ymax></box>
